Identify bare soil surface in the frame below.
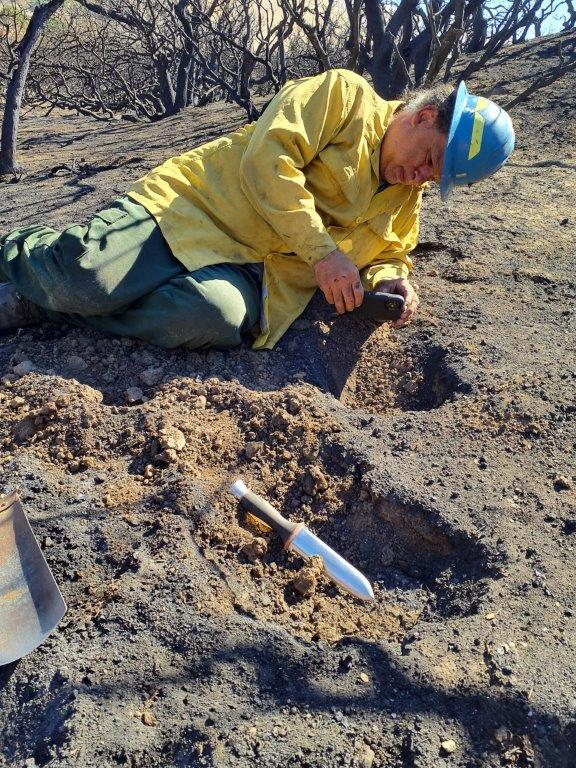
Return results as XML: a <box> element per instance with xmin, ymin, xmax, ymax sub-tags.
<box><xmin>0</xmin><ymin>32</ymin><xmax>575</xmax><ymax>768</ymax></box>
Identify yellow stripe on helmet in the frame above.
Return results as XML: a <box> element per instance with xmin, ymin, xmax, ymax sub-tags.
<box><xmin>468</xmin><ymin>112</ymin><xmax>485</xmax><ymax>160</ymax></box>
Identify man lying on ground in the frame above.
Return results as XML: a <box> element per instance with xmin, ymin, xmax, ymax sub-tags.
<box><xmin>0</xmin><ymin>71</ymin><xmax>514</xmax><ymax>350</ymax></box>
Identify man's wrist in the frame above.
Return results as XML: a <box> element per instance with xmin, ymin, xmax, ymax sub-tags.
<box><xmin>305</xmin><ymin>240</ymin><xmax>339</xmax><ymax>267</ymax></box>
<box><xmin>314</xmin><ymin>249</ymin><xmax>348</xmax><ymax>276</ymax></box>
<box><xmin>317</xmin><ymin>247</ymin><xmax>343</xmax><ymax>263</ymax></box>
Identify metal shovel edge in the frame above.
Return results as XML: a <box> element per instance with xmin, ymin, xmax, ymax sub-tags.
<box><xmin>0</xmin><ymin>490</ymin><xmax>67</xmax><ymax>666</ymax></box>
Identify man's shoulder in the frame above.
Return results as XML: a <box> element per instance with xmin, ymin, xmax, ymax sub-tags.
<box><xmin>327</xmin><ymin>70</ymin><xmax>396</xmax><ymax>118</ymax></box>
<box><xmin>288</xmin><ymin>68</ymin><xmax>375</xmax><ymax>97</ymax></box>
<box><xmin>328</xmin><ymin>68</ymin><xmax>375</xmax><ymax>93</ymax></box>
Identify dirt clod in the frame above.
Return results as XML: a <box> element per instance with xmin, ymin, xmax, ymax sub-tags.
<box><xmin>158</xmin><ymin>425</ymin><xmax>186</xmax><ymax>451</ymax></box>
<box><xmin>241</xmin><ymin>536</ymin><xmax>268</xmax><ymax>562</ymax></box>
<box><xmin>125</xmin><ymin>386</ymin><xmax>143</xmax><ymax>403</ymax></box>
<box><xmin>554</xmin><ymin>474</ymin><xmax>572</xmax><ymax>491</ymax></box>
<box><xmin>440</xmin><ymin>739</ymin><xmax>457</xmax><ymax>755</ymax></box>
<box><xmin>140</xmin><ymin>711</ymin><xmax>157</xmax><ymax>727</ymax></box>
<box><xmin>290</xmin><ymin>555</ymin><xmax>324</xmax><ymax>597</ymax></box>
<box><xmin>12</xmin><ymin>360</ymin><xmax>35</xmax><ymax>376</ymax></box>
<box><xmin>302</xmin><ymin>465</ymin><xmax>329</xmax><ymax>495</ymax></box>
<box><xmin>357</xmin><ymin>744</ymin><xmax>375</xmax><ymax>768</ymax></box>
<box><xmin>244</xmin><ymin>441</ymin><xmax>262</xmax><ymax>459</ymax></box>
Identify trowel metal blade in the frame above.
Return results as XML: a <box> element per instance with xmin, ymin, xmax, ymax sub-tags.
<box><xmin>0</xmin><ymin>492</ymin><xmax>67</xmax><ymax>665</ymax></box>
<box><xmin>288</xmin><ymin>526</ymin><xmax>374</xmax><ymax>601</ymax></box>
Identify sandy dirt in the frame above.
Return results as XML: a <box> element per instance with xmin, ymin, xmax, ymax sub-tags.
<box><xmin>0</xmin><ymin>31</ymin><xmax>575</xmax><ymax>768</ymax></box>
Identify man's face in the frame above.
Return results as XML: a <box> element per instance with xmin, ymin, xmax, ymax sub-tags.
<box><xmin>380</xmin><ymin>106</ymin><xmax>447</xmax><ymax>187</ymax></box>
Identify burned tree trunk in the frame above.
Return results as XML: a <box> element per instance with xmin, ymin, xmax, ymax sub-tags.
<box><xmin>0</xmin><ymin>0</ymin><xmax>65</xmax><ymax>176</ymax></box>
<box><xmin>364</xmin><ymin>0</ymin><xmax>419</xmax><ymax>97</ymax></box>
<box><xmin>466</xmin><ymin>6</ymin><xmax>487</xmax><ymax>53</ymax></box>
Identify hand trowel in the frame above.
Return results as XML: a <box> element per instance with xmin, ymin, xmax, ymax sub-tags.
<box><xmin>0</xmin><ymin>491</ymin><xmax>67</xmax><ymax>665</ymax></box>
<box><xmin>230</xmin><ymin>479</ymin><xmax>374</xmax><ymax>600</ymax></box>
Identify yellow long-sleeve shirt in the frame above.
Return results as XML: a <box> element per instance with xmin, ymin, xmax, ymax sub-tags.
<box><xmin>128</xmin><ymin>69</ymin><xmax>423</xmax><ymax>349</ymax></box>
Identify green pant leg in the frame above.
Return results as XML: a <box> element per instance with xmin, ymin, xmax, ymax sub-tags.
<box><xmin>0</xmin><ymin>197</ymin><xmax>181</xmax><ymax>314</ymax></box>
<box><xmin>56</xmin><ymin>263</ymin><xmax>262</xmax><ymax>349</ymax></box>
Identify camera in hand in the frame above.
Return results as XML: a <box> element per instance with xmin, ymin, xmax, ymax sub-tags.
<box><xmin>354</xmin><ymin>291</ymin><xmax>404</xmax><ymax>322</ymax></box>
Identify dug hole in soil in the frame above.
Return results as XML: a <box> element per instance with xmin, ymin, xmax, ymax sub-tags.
<box><xmin>0</xmin><ymin>31</ymin><xmax>575</xmax><ymax>768</ymax></box>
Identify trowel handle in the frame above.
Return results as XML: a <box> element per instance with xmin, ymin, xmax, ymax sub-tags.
<box><xmin>229</xmin><ymin>479</ymin><xmax>298</xmax><ymax>544</ymax></box>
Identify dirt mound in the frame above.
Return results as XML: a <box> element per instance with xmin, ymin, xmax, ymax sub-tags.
<box><xmin>1</xmin><ymin>31</ymin><xmax>575</xmax><ymax>768</ymax></box>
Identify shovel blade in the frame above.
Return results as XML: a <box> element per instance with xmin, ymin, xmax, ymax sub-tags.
<box><xmin>0</xmin><ymin>492</ymin><xmax>66</xmax><ymax>665</ymax></box>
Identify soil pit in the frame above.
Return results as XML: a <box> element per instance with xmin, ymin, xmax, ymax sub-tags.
<box><xmin>198</xmin><ymin>483</ymin><xmax>494</xmax><ymax>644</ymax></box>
<box><xmin>337</xmin><ymin>339</ymin><xmax>464</xmax><ymax>413</ymax></box>
<box><xmin>290</xmin><ymin>315</ymin><xmax>468</xmax><ymax>413</ymax></box>
<box><xmin>0</xmin><ymin>370</ymin><xmax>489</xmax><ymax>648</ymax></box>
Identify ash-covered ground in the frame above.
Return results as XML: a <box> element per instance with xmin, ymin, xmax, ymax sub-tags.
<box><xmin>0</xmin><ymin>32</ymin><xmax>575</xmax><ymax>768</ymax></box>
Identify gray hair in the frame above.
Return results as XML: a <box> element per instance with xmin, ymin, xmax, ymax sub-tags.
<box><xmin>401</xmin><ymin>83</ymin><xmax>457</xmax><ymax>134</ymax></box>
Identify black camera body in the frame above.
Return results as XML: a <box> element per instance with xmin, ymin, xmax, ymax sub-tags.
<box><xmin>354</xmin><ymin>291</ymin><xmax>404</xmax><ymax>322</ymax></box>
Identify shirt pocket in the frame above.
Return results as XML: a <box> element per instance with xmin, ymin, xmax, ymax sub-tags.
<box><xmin>328</xmin><ymin>163</ymin><xmax>360</xmax><ymax>204</ymax></box>
<box><xmin>319</xmin><ymin>143</ymin><xmax>362</xmax><ymax>202</ymax></box>
<box><xmin>93</xmin><ymin>206</ymin><xmax>129</xmax><ymax>226</ymax></box>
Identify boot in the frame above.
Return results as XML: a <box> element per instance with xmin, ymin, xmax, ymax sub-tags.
<box><xmin>0</xmin><ymin>282</ymin><xmax>44</xmax><ymax>331</ymax></box>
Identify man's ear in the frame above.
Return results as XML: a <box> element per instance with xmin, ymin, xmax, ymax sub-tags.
<box><xmin>416</xmin><ymin>106</ymin><xmax>439</xmax><ymax>127</ymax></box>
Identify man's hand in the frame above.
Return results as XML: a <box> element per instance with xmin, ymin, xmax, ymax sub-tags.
<box><xmin>375</xmin><ymin>278</ymin><xmax>420</xmax><ymax>327</ymax></box>
<box><xmin>314</xmin><ymin>249</ymin><xmax>364</xmax><ymax>314</ymax></box>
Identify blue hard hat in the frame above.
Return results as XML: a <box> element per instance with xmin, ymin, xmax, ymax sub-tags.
<box><xmin>440</xmin><ymin>81</ymin><xmax>515</xmax><ymax>201</ymax></box>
